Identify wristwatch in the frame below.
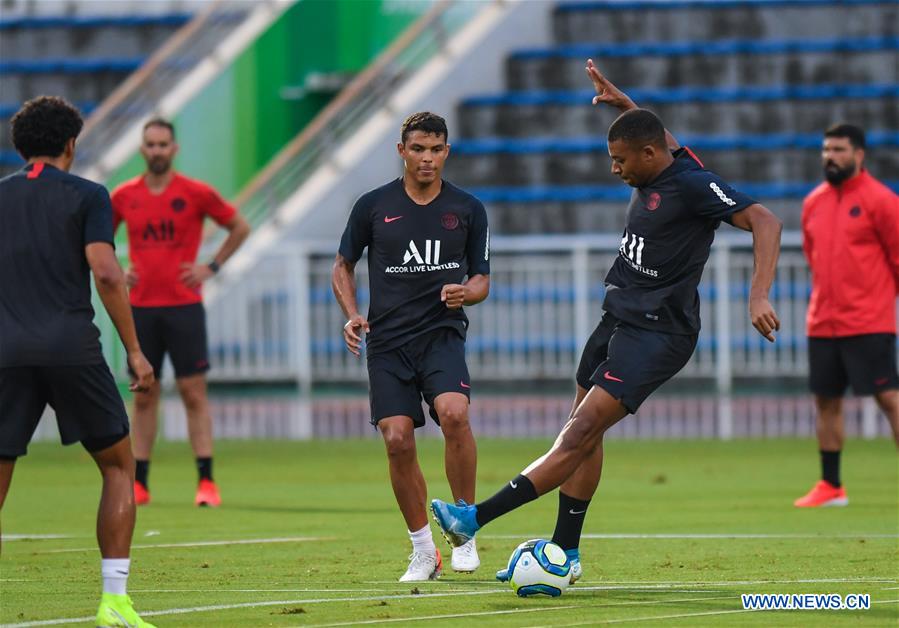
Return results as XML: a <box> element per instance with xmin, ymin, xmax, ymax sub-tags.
<box><xmin>208</xmin><ymin>260</ymin><xmax>221</xmax><ymax>274</ymax></box>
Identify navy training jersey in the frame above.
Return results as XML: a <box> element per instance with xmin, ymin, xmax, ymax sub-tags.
<box><xmin>0</xmin><ymin>163</ymin><xmax>115</xmax><ymax>366</ymax></box>
<box><xmin>338</xmin><ymin>178</ymin><xmax>490</xmax><ymax>354</ymax></box>
<box><xmin>603</xmin><ymin>148</ymin><xmax>756</xmax><ymax>335</ymax></box>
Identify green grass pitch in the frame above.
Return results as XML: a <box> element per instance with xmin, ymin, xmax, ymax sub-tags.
<box><xmin>2</xmin><ymin>438</ymin><xmax>897</xmax><ymax>626</ymax></box>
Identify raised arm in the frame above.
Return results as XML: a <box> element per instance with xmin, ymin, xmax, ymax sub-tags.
<box><xmin>730</xmin><ymin>203</ymin><xmax>783</xmax><ymax>342</ymax></box>
<box><xmin>331</xmin><ymin>253</ymin><xmax>369</xmax><ymax>356</ymax></box>
<box><xmin>585</xmin><ymin>58</ymin><xmax>680</xmax><ymax>150</ymax></box>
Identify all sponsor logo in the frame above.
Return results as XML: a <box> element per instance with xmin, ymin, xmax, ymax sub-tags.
<box><xmin>619</xmin><ymin>230</ymin><xmax>658</xmax><ymax>278</ymax></box>
<box><xmin>386</xmin><ymin>239</ymin><xmax>460</xmax><ymax>274</ymax></box>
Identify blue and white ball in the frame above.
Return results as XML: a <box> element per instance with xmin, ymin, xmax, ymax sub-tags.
<box><xmin>506</xmin><ymin>539</ymin><xmax>571</xmax><ymax>597</ymax></box>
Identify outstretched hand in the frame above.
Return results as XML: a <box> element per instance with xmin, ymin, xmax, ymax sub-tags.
<box><xmin>585</xmin><ymin>58</ymin><xmax>636</xmax><ymax>112</ymax></box>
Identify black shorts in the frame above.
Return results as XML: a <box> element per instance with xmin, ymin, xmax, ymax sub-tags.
<box><xmin>575</xmin><ymin>312</ymin><xmax>697</xmax><ymax>414</ymax></box>
<box><xmin>366</xmin><ymin>327</ymin><xmax>471</xmax><ymax>428</ymax></box>
<box><xmin>808</xmin><ymin>334</ymin><xmax>899</xmax><ymax>397</ymax></box>
<box><xmin>0</xmin><ymin>363</ymin><xmax>129</xmax><ymax>459</ymax></box>
<box><xmin>133</xmin><ymin>303</ymin><xmax>210</xmax><ymax>379</ymax></box>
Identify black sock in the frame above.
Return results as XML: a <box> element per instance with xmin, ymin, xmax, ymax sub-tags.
<box><xmin>135</xmin><ymin>459</ymin><xmax>150</xmax><ymax>488</ymax></box>
<box><xmin>475</xmin><ymin>474</ymin><xmax>538</xmax><ymax>527</ymax></box>
<box><xmin>551</xmin><ymin>492</ymin><xmax>591</xmax><ymax>551</ymax></box>
<box><xmin>197</xmin><ymin>457</ymin><xmax>213</xmax><ymax>482</ymax></box>
<box><xmin>820</xmin><ymin>450</ymin><xmax>841</xmax><ymax>487</ymax></box>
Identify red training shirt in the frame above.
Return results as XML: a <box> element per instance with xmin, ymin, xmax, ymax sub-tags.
<box><xmin>802</xmin><ymin>170</ymin><xmax>899</xmax><ymax>337</ymax></box>
<box><xmin>112</xmin><ymin>172</ymin><xmax>236</xmax><ymax>307</ymax></box>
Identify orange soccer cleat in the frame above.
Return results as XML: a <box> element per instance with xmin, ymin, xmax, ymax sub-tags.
<box><xmin>195</xmin><ymin>479</ymin><xmax>222</xmax><ymax>507</ymax></box>
<box><xmin>794</xmin><ymin>480</ymin><xmax>848</xmax><ymax>507</ymax></box>
<box><xmin>133</xmin><ymin>481</ymin><xmax>151</xmax><ymax>506</ymax></box>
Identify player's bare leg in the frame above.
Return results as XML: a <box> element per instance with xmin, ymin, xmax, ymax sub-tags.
<box><xmin>0</xmin><ymin>459</ymin><xmax>16</xmax><ymax>556</ymax></box>
<box><xmin>434</xmin><ymin>392</ymin><xmax>476</xmax><ymax>504</ymax></box>
<box><xmin>814</xmin><ymin>395</ymin><xmax>844</xmax><ymax>451</ymax></box>
<box><xmin>874</xmin><ymin>389</ymin><xmax>899</xmax><ymax>448</ymax></box>
<box><xmin>176</xmin><ymin>373</ymin><xmax>213</xmax><ymax>458</ymax></box>
<box><xmin>89</xmin><ymin>436</ymin><xmax>136</xmax><ymax>558</ymax></box>
<box><xmin>795</xmin><ymin>395</ymin><xmax>847</xmax><ymax>507</ymax></box>
<box><xmin>131</xmin><ymin>380</ymin><xmax>161</xmax><ymax>461</ymax></box>
<box><xmin>379</xmin><ymin>416</ymin><xmax>429</xmax><ymax>531</ymax></box>
<box><xmin>435</xmin><ymin>392</ymin><xmax>480</xmax><ymax>572</ymax></box>
<box><xmin>559</xmin><ymin>385</ymin><xmax>604</xmax><ymax>501</ymax></box>
<box><xmin>522</xmin><ymin>386</ymin><xmax>627</xmax><ymax>494</ymax></box>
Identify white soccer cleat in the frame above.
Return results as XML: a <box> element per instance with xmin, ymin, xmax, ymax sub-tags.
<box><xmin>398</xmin><ymin>548</ymin><xmax>443</xmax><ymax>582</ymax></box>
<box><xmin>451</xmin><ymin>538</ymin><xmax>480</xmax><ymax>573</ymax></box>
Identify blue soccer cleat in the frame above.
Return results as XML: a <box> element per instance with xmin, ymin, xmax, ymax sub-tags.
<box><xmin>430</xmin><ymin>498</ymin><xmax>480</xmax><ymax>547</ymax></box>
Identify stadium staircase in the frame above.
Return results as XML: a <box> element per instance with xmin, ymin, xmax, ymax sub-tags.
<box><xmin>443</xmin><ymin>0</ymin><xmax>899</xmax><ymax>232</ymax></box>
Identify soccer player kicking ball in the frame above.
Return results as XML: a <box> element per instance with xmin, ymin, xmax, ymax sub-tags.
<box><xmin>332</xmin><ymin>112</ymin><xmax>490</xmax><ymax>581</ymax></box>
<box><xmin>432</xmin><ymin>60</ymin><xmax>783</xmax><ymax>584</ymax></box>
<box><xmin>0</xmin><ymin>97</ymin><xmax>156</xmax><ymax>627</ymax></box>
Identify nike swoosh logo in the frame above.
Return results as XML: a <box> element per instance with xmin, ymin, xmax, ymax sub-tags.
<box><xmin>384</xmin><ymin>215</ymin><xmax>403</xmax><ymax>223</ymax></box>
<box><xmin>509</xmin><ymin>481</ymin><xmax>518</xmax><ymax>489</ymax></box>
<box><xmin>460</xmin><ymin>381</ymin><xmax>470</xmax><ymax>389</ymax></box>
<box><xmin>115</xmin><ymin>570</ymin><xmax>129</xmax><ymax>575</ymax></box>
<box><xmin>603</xmin><ymin>370</ymin><xmax>624</xmax><ymax>383</ymax></box>
<box><xmin>569</xmin><ymin>508</ymin><xmax>587</xmax><ymax>515</ymax></box>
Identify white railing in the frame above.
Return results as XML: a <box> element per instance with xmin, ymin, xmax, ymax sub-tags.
<box><xmin>204</xmin><ymin>231</ymin><xmax>814</xmax><ymax>388</ymax></box>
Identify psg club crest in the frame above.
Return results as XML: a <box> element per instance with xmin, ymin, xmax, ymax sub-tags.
<box><xmin>849</xmin><ymin>206</ymin><xmax>861</xmax><ymax>217</ymax></box>
<box><xmin>441</xmin><ymin>213</ymin><xmax>460</xmax><ymax>230</ymax></box>
<box><xmin>170</xmin><ymin>197</ymin><xmax>187</xmax><ymax>213</ymax></box>
<box><xmin>645</xmin><ymin>192</ymin><xmax>662</xmax><ymax>211</ymax></box>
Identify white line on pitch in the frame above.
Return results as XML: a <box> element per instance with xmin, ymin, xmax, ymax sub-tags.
<box><xmin>483</xmin><ymin>533</ymin><xmax>899</xmax><ymax>539</ymax></box>
<box><xmin>130</xmin><ymin>588</ymin><xmax>391</xmax><ymax>593</ymax></box>
<box><xmin>0</xmin><ymin>588</ymin><xmax>508</xmax><ymax>627</ymax></box>
<box><xmin>40</xmin><ymin>536</ymin><xmax>329</xmax><ymax>554</ymax></box>
<box><xmin>303</xmin><ymin>594</ymin><xmax>742</xmax><ymax>627</ymax></box>
<box><xmin>534</xmin><ymin>608</ymin><xmax>754</xmax><ymax>626</ymax></box>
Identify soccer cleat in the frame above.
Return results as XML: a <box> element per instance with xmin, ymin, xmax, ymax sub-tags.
<box><xmin>496</xmin><ymin>550</ymin><xmax>583</xmax><ymax>584</ymax></box>
<box><xmin>430</xmin><ymin>498</ymin><xmax>479</xmax><ymax>548</ymax></box>
<box><xmin>399</xmin><ymin>547</ymin><xmax>442</xmax><ymax>582</ymax></box>
<box><xmin>95</xmin><ymin>592</ymin><xmax>156</xmax><ymax>627</ymax></box>
<box><xmin>133</xmin><ymin>481</ymin><xmax>150</xmax><ymax>506</ymax></box>
<box><xmin>451</xmin><ymin>537</ymin><xmax>480</xmax><ymax>573</ymax></box>
<box><xmin>195</xmin><ymin>479</ymin><xmax>221</xmax><ymax>507</ymax></box>
<box><xmin>794</xmin><ymin>480</ymin><xmax>848</xmax><ymax>507</ymax></box>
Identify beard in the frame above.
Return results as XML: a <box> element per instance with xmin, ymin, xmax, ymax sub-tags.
<box><xmin>823</xmin><ymin>160</ymin><xmax>856</xmax><ymax>185</ymax></box>
<box><xmin>148</xmin><ymin>157</ymin><xmax>171</xmax><ymax>175</ymax></box>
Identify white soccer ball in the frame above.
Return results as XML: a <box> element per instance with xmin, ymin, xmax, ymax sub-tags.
<box><xmin>506</xmin><ymin>539</ymin><xmax>571</xmax><ymax>597</ymax></box>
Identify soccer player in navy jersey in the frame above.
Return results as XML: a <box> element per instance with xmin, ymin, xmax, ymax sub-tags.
<box><xmin>332</xmin><ymin>112</ymin><xmax>490</xmax><ymax>581</ymax></box>
<box><xmin>432</xmin><ymin>61</ymin><xmax>783</xmax><ymax>583</ymax></box>
<box><xmin>0</xmin><ymin>96</ymin><xmax>156</xmax><ymax>626</ymax></box>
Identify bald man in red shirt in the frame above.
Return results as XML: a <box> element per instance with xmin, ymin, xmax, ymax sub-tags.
<box><xmin>112</xmin><ymin>118</ymin><xmax>250</xmax><ymax>507</ymax></box>
<box><xmin>796</xmin><ymin>123</ymin><xmax>899</xmax><ymax>508</ymax></box>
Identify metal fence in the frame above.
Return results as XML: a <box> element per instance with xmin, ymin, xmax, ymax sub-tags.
<box><xmin>203</xmin><ymin>231</ymin><xmax>812</xmax><ymax>387</ymax></box>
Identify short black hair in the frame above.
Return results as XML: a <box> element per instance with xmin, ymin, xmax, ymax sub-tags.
<box><xmin>824</xmin><ymin>123</ymin><xmax>865</xmax><ymax>149</ymax></box>
<box><xmin>607</xmin><ymin>108</ymin><xmax>667</xmax><ymax>150</ymax></box>
<box><xmin>143</xmin><ymin>117</ymin><xmax>176</xmax><ymax>139</ymax></box>
<box><xmin>10</xmin><ymin>96</ymin><xmax>83</xmax><ymax>159</ymax></box>
<box><xmin>400</xmin><ymin>111</ymin><xmax>447</xmax><ymax>144</ymax></box>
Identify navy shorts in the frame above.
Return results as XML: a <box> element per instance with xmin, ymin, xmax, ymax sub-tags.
<box><xmin>366</xmin><ymin>327</ymin><xmax>471</xmax><ymax>428</ymax></box>
<box><xmin>808</xmin><ymin>334</ymin><xmax>898</xmax><ymax>397</ymax></box>
<box><xmin>575</xmin><ymin>312</ymin><xmax>697</xmax><ymax>414</ymax></box>
<box><xmin>132</xmin><ymin>303</ymin><xmax>210</xmax><ymax>379</ymax></box>
<box><xmin>0</xmin><ymin>363</ymin><xmax>129</xmax><ymax>459</ymax></box>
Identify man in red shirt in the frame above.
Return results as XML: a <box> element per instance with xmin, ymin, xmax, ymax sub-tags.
<box><xmin>112</xmin><ymin>118</ymin><xmax>250</xmax><ymax>507</ymax></box>
<box><xmin>796</xmin><ymin>123</ymin><xmax>899</xmax><ymax>508</ymax></box>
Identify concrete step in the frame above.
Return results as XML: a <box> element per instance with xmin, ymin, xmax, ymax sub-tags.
<box><xmin>552</xmin><ymin>0</ymin><xmax>898</xmax><ymax>44</ymax></box>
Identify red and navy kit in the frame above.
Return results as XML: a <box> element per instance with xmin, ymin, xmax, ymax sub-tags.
<box><xmin>111</xmin><ymin>172</ymin><xmax>236</xmax><ymax>307</ymax></box>
<box><xmin>802</xmin><ymin>170</ymin><xmax>899</xmax><ymax>396</ymax></box>
<box><xmin>583</xmin><ymin>148</ymin><xmax>756</xmax><ymax>412</ymax></box>
<box><xmin>802</xmin><ymin>170</ymin><xmax>899</xmax><ymax>338</ymax></box>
